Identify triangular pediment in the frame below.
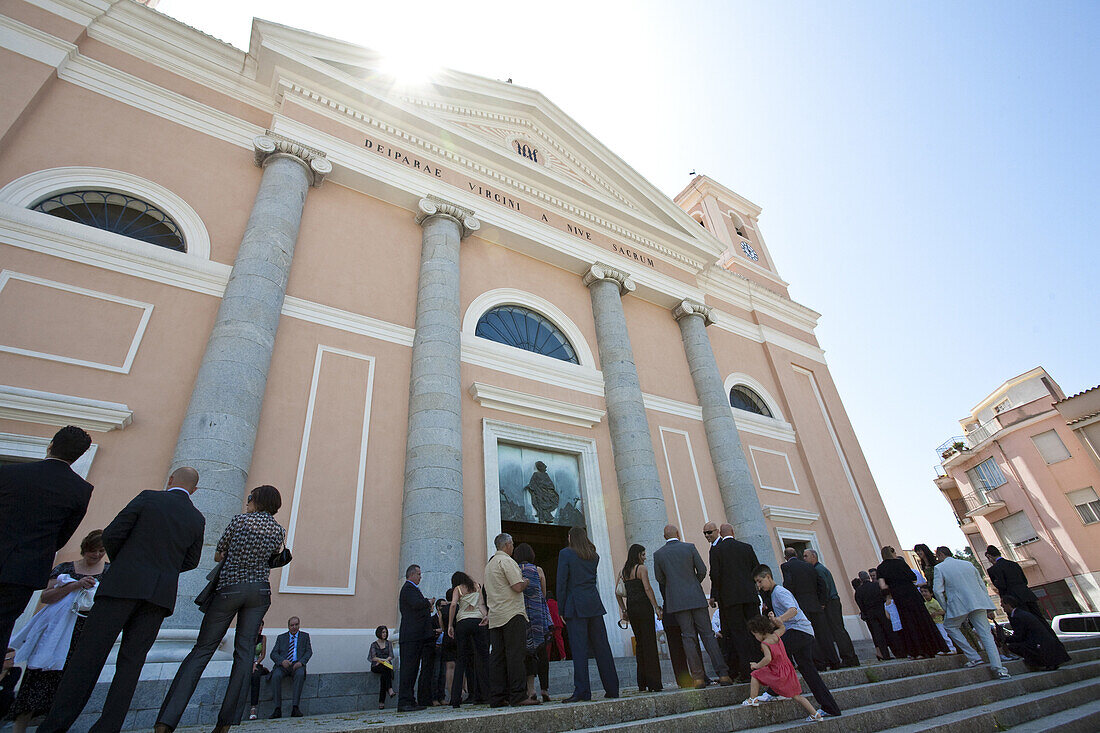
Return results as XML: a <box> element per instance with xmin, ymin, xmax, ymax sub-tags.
<box><xmin>249</xmin><ymin>19</ymin><xmax>729</xmax><ymax>267</ymax></box>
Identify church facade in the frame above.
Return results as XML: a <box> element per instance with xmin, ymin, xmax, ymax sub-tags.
<box><xmin>0</xmin><ymin>0</ymin><xmax>900</xmax><ymax>671</ymax></box>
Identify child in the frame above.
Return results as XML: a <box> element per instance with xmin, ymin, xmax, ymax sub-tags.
<box><xmin>740</xmin><ymin>614</ymin><xmax>822</xmax><ymax>723</ymax></box>
<box><xmin>921</xmin><ymin>586</ymin><xmax>956</xmax><ymax>654</ymax></box>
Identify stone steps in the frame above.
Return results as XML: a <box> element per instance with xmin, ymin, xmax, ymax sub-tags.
<box><xmin>1005</xmin><ymin>696</ymin><xmax>1100</xmax><ymax>732</ymax></box>
<box><xmin>874</xmin><ymin>677</ymin><xmax>1100</xmax><ymax>733</ymax></box>
<box><xmin>158</xmin><ymin>638</ymin><xmax>1100</xmax><ymax>733</ymax></box>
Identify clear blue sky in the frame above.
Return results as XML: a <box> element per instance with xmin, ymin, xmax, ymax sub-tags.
<box><xmin>157</xmin><ymin>1</ymin><xmax>1100</xmax><ymax>551</ymax></box>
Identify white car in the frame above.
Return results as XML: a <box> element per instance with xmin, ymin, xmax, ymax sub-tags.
<box><xmin>1050</xmin><ymin>612</ymin><xmax>1100</xmax><ymax>640</ymax></box>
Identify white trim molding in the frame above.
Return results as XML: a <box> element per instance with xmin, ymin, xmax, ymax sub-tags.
<box><xmin>461</xmin><ymin>288</ymin><xmax>596</xmax><ymax>368</ymax></box>
<box><xmin>749</xmin><ymin>446</ymin><xmax>800</xmax><ymax>494</ymax></box>
<box><xmin>281</xmin><ymin>345</ymin><xmax>375</xmax><ymax>595</ymax></box>
<box><xmin>658</xmin><ymin>426</ymin><xmax>710</xmax><ymax>526</ymax></box>
<box><xmin>468</xmin><ymin>382</ymin><xmax>605</xmax><ymax>428</ymax></box>
<box><xmin>481</xmin><ymin>418</ymin><xmax>623</xmax><ymax>649</ymax></box>
<box><xmin>0</xmin><ymin>167</ymin><xmax>212</xmax><ymax>259</ymax></box>
<box><xmin>773</xmin><ymin>527</ymin><xmax>821</xmax><ymax>553</ymax></box>
<box><xmin>0</xmin><ymin>270</ymin><xmax>153</xmax><ymax>374</ymax></box>
<box><xmin>723</xmin><ymin>371</ymin><xmax>785</xmax><ymax>421</ymax></box>
<box><xmin>762</xmin><ymin>505</ymin><xmax>820</xmax><ymax>526</ymax></box>
<box><xmin>0</xmin><ymin>386</ymin><xmax>132</xmax><ymax>432</ymax></box>
<box><xmin>460</xmin><ymin>334</ymin><xmax>605</xmax><ymax>396</ymax></box>
<box><xmin>791</xmin><ymin>364</ymin><xmax>879</xmax><ymax>552</ymax></box>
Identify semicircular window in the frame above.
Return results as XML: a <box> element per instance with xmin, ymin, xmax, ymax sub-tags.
<box><xmin>475</xmin><ymin>305</ymin><xmax>579</xmax><ymax>364</ymax></box>
<box><xmin>729</xmin><ymin>385</ymin><xmax>772</xmax><ymax>417</ymax></box>
<box><xmin>31</xmin><ymin>190</ymin><xmax>185</xmax><ymax>252</ymax></box>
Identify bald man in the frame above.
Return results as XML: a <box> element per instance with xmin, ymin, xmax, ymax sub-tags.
<box><xmin>709</xmin><ymin>523</ymin><xmax>761</xmax><ymax>681</ymax></box>
<box><xmin>39</xmin><ymin>468</ymin><xmax>206</xmax><ymax>733</ymax></box>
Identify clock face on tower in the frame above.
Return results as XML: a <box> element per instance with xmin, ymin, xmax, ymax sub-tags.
<box><xmin>741</xmin><ymin>241</ymin><xmax>759</xmax><ymax>262</ymax></box>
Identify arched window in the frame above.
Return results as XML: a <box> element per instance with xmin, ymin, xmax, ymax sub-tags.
<box><xmin>475</xmin><ymin>305</ymin><xmax>579</xmax><ymax>364</ymax></box>
<box><xmin>31</xmin><ymin>190</ymin><xmax>186</xmax><ymax>252</ymax></box>
<box><xmin>730</xmin><ymin>385</ymin><xmax>772</xmax><ymax>417</ymax></box>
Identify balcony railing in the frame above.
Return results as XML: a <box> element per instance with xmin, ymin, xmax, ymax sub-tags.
<box><xmin>937</xmin><ymin>436</ymin><xmax>967</xmax><ymax>460</ymax></box>
<box><xmin>948</xmin><ymin>498</ymin><xmax>975</xmax><ymax>527</ymax></box>
<box><xmin>964</xmin><ymin>416</ymin><xmax>1002</xmax><ymax>447</ymax></box>
<box><xmin>960</xmin><ymin>486</ymin><xmax>1005</xmax><ymax>515</ymax></box>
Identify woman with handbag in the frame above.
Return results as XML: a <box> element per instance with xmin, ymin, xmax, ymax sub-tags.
<box><xmin>247</xmin><ymin>621</ymin><xmax>268</xmax><ymax>721</ymax></box>
<box><xmin>7</xmin><ymin>531</ymin><xmax>107</xmax><ymax>732</ymax></box>
<box><xmin>155</xmin><ymin>485</ymin><xmax>287</xmax><ymax>733</ymax></box>
<box><xmin>616</xmin><ymin>543</ymin><xmax>663</xmax><ymax>692</ymax></box>
<box><xmin>369</xmin><ymin>626</ymin><xmax>396</xmax><ymax>709</ymax></box>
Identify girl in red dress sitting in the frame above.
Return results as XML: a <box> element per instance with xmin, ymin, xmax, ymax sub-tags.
<box><xmin>741</xmin><ymin>614</ymin><xmax>822</xmax><ymax>723</ymax></box>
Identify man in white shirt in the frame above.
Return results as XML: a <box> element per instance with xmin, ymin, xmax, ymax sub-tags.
<box><xmin>932</xmin><ymin>547</ymin><xmax>1009</xmax><ymax>680</ymax></box>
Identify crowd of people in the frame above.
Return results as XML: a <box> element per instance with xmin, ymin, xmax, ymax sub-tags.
<box><xmin>0</xmin><ymin>425</ymin><xmax>1076</xmax><ymax>731</ymax></box>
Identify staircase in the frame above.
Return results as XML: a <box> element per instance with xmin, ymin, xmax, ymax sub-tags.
<box><xmin>170</xmin><ymin>637</ymin><xmax>1100</xmax><ymax>732</ymax></box>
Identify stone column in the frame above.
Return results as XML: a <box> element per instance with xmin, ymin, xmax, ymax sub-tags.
<box><xmin>673</xmin><ymin>299</ymin><xmax>776</xmax><ymax>566</ymax></box>
<box><xmin>399</xmin><ymin>196</ymin><xmax>480</xmax><ymax>597</ymax></box>
<box><xmin>583</xmin><ymin>263</ymin><xmax>668</xmax><ymax>561</ymax></box>
<box><xmin>167</xmin><ymin>134</ymin><xmax>330</xmax><ymax>628</ymax></box>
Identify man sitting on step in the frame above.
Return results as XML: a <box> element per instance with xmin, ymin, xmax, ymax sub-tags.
<box><xmin>270</xmin><ymin>616</ymin><xmax>312</xmax><ymax>718</ymax></box>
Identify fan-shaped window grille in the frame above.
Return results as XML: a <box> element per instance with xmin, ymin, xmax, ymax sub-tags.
<box><xmin>729</xmin><ymin>385</ymin><xmax>772</xmax><ymax>417</ymax></box>
<box><xmin>31</xmin><ymin>190</ymin><xmax>185</xmax><ymax>252</ymax></box>
<box><xmin>475</xmin><ymin>305</ymin><xmax>579</xmax><ymax>364</ymax></box>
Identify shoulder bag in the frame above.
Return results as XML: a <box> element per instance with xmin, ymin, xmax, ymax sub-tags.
<box><xmin>194</xmin><ymin>560</ymin><xmax>224</xmax><ymax>613</ymax></box>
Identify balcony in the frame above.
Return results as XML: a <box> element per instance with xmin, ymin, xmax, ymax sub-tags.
<box><xmin>947</xmin><ymin>497</ymin><xmax>981</xmax><ymax>532</ymax></box>
<box><xmin>1008</xmin><ymin>540</ymin><xmax>1040</xmax><ymax>568</ymax></box>
<box><xmin>937</xmin><ymin>436</ymin><xmax>969</xmax><ymax>461</ymax></box>
<box><xmin>963</xmin><ymin>416</ymin><xmax>1002</xmax><ymax>447</ymax></box>
<box><xmin>961</xmin><ymin>486</ymin><xmax>1006</xmax><ymax>517</ymax></box>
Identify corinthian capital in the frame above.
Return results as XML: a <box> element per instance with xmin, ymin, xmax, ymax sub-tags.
<box><xmin>672</xmin><ymin>299</ymin><xmax>716</xmax><ymax>326</ymax></box>
<box><xmin>253</xmin><ymin>132</ymin><xmax>332</xmax><ymax>187</ymax></box>
<box><xmin>416</xmin><ymin>196</ymin><xmax>481</xmax><ymax>239</ymax></box>
<box><xmin>582</xmin><ymin>262</ymin><xmax>636</xmax><ymax>295</ymax></box>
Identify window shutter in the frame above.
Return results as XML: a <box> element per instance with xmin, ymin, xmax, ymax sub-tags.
<box><xmin>993</xmin><ymin>511</ymin><xmax>1039</xmax><ymax>546</ymax></box>
<box><xmin>1031</xmin><ymin>430</ymin><xmax>1071</xmax><ymax>464</ymax></box>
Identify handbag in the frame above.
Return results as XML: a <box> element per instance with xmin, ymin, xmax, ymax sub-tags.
<box><xmin>194</xmin><ymin>560</ymin><xmax>224</xmax><ymax>613</ymax></box>
<box><xmin>270</xmin><ymin>547</ymin><xmax>293</xmax><ymax>568</ymax></box>
<box><xmin>616</xmin><ymin>578</ymin><xmax>627</xmax><ymax>598</ymax></box>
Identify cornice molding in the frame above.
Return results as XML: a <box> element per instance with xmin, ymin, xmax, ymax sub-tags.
<box><xmin>0</xmin><ymin>14</ymin><xmax>76</xmax><ymax>67</ymax></box>
<box><xmin>468</xmin><ymin>382</ymin><xmax>605</xmax><ymax>429</ymax></box>
<box><xmin>0</xmin><ymin>385</ymin><xmax>132</xmax><ymax>432</ymax></box>
<box><xmin>582</xmin><ymin>262</ymin><xmax>636</xmax><ymax>295</ymax></box>
<box><xmin>415</xmin><ymin>195</ymin><xmax>480</xmax><ymax>239</ymax></box>
<box><xmin>761</xmin><ymin>505</ymin><xmax>820</xmax><ymax>526</ymax></box>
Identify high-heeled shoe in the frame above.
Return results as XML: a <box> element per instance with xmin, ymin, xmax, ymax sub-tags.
<box><xmin>154</xmin><ymin>724</ymin><xmax>173</xmax><ymax>733</ymax></box>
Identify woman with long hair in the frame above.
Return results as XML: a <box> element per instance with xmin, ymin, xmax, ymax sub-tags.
<box><xmin>912</xmin><ymin>544</ymin><xmax>937</xmax><ymax>587</ymax></box>
<box><xmin>617</xmin><ymin>543</ymin><xmax>663</xmax><ymax>692</ymax></box>
<box><xmin>156</xmin><ymin>485</ymin><xmax>286</xmax><ymax>733</ymax></box>
<box><xmin>514</xmin><ymin>543</ymin><xmax>552</xmax><ymax>702</ymax></box>
<box><xmin>876</xmin><ymin>546</ymin><xmax>948</xmax><ymax>659</ymax></box>
<box><xmin>557</xmin><ymin>526</ymin><xmax>619</xmax><ymax>701</ymax></box>
<box><xmin>446</xmin><ymin>571</ymin><xmax>489</xmax><ymax>708</ymax></box>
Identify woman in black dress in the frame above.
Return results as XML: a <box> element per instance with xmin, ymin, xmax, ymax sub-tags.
<box><xmin>616</xmin><ymin>543</ymin><xmax>663</xmax><ymax>692</ymax></box>
<box><xmin>876</xmin><ymin>546</ymin><xmax>947</xmax><ymax>658</ymax></box>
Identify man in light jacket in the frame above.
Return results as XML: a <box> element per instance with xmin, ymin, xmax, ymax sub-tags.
<box><xmin>932</xmin><ymin>546</ymin><xmax>1009</xmax><ymax>680</ymax></box>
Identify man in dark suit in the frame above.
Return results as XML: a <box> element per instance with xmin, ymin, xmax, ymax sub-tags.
<box><xmin>653</xmin><ymin>525</ymin><xmax>732</xmax><ymax>688</ymax></box>
<box><xmin>853</xmin><ymin>570</ymin><xmax>893</xmax><ymax>660</ymax></box>
<box><xmin>804</xmin><ymin>549</ymin><xmax>859</xmax><ymax>667</ymax></box>
<box><xmin>1002</xmin><ymin>594</ymin><xmax>1070</xmax><ymax>670</ymax></box>
<box><xmin>0</xmin><ymin>425</ymin><xmax>93</xmax><ymax>653</ymax></box>
<box><xmin>269</xmin><ymin>616</ymin><xmax>313</xmax><ymax>717</ymax></box>
<box><xmin>39</xmin><ymin>466</ymin><xmax>204</xmax><ymax>733</ymax></box>
<box><xmin>397</xmin><ymin>564</ymin><xmax>435</xmax><ymax>711</ymax></box>
<box><xmin>985</xmin><ymin>546</ymin><xmax>1046</xmax><ymax>621</ymax></box>
<box><xmin>708</xmin><ymin>522</ymin><xmax>760</xmax><ymax>682</ymax></box>
<box><xmin>780</xmin><ymin>547</ymin><xmax>836</xmax><ymax>669</ymax></box>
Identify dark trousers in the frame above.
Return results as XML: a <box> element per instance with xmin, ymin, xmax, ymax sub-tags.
<box><xmin>397</xmin><ymin>636</ymin><xmax>429</xmax><ymax>707</ymax></box>
<box><xmin>451</xmin><ymin>618</ymin><xmax>489</xmax><ymax>706</ymax></box>
<box><xmin>806</xmin><ymin>609</ymin><xmax>839</xmax><ymax>668</ymax></box>
<box><xmin>674</xmin><ymin>607</ymin><xmax>728</xmax><ymax>682</ymax></box>
<box><xmin>420</xmin><ymin>639</ymin><xmax>438</xmax><ymax>702</ymax></box>
<box><xmin>270</xmin><ymin>663</ymin><xmax>306</xmax><ymax>709</ymax></box>
<box><xmin>250</xmin><ymin>668</ymin><xmax>266</xmax><ymax>706</ymax></box>
<box><xmin>662</xmin><ymin>615</ymin><xmax>699</xmax><ymax>687</ymax></box>
<box><xmin>38</xmin><ymin>596</ymin><xmax>168</xmax><ymax>733</ymax></box>
<box><xmin>0</xmin><ymin>583</ymin><xmax>34</xmax><ymax>658</ymax></box>
<box><xmin>524</xmin><ymin>639</ymin><xmax>550</xmax><ymax>691</ymax></box>
<box><xmin>157</xmin><ymin>582</ymin><xmax>270</xmax><ymax>726</ymax></box>
<box><xmin>863</xmin><ymin>610</ymin><xmax>892</xmax><ymax>657</ymax></box>
<box><xmin>489</xmin><ymin>614</ymin><xmax>528</xmax><ymax>705</ymax></box>
<box><xmin>823</xmin><ymin>597</ymin><xmax>859</xmax><ymax>665</ymax></box>
<box><xmin>565</xmin><ymin>616</ymin><xmax>619</xmax><ymax>699</ymax></box>
<box><xmin>625</xmin><ymin>599</ymin><xmax>662</xmax><ymax>691</ymax></box>
<box><xmin>720</xmin><ymin>602</ymin><xmax>760</xmax><ymax>681</ymax></box>
<box><xmin>783</xmin><ymin>628</ymin><xmax>841</xmax><ymax>716</ymax></box>
<box><xmin>372</xmin><ymin>664</ymin><xmax>393</xmax><ymax>704</ymax></box>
